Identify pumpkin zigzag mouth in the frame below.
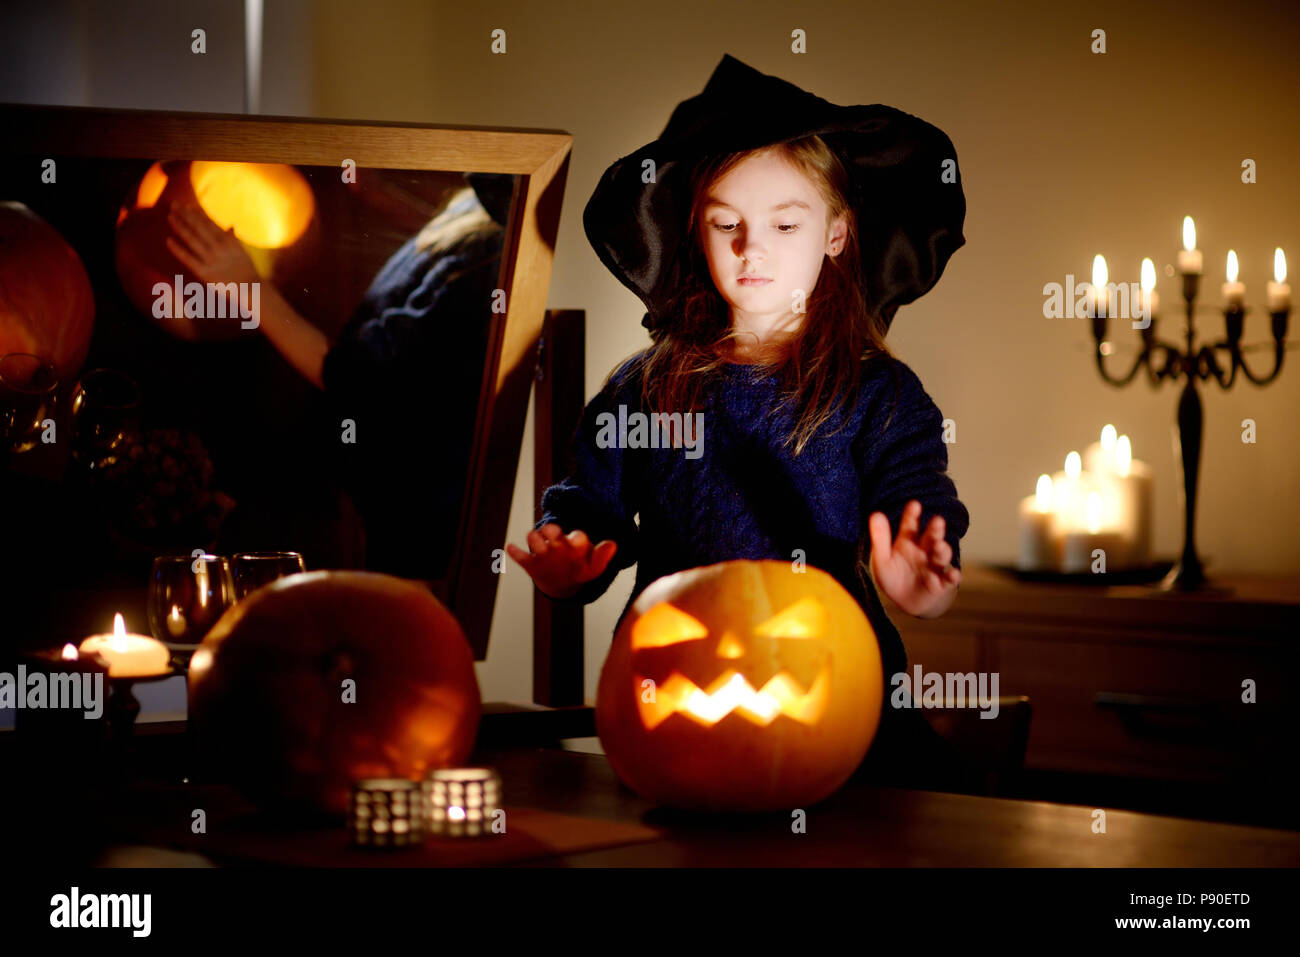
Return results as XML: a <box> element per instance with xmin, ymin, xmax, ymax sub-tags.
<box><xmin>635</xmin><ymin>665</ymin><xmax>830</xmax><ymax>729</ymax></box>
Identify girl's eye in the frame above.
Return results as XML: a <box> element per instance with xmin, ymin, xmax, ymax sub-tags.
<box><xmin>710</xmin><ymin>224</ymin><xmax>800</xmax><ymax>233</ymax></box>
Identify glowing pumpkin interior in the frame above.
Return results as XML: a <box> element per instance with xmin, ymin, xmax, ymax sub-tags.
<box><xmin>124</xmin><ymin>160</ymin><xmax>314</xmax><ymax>251</ymax></box>
<box><xmin>188</xmin><ymin>161</ymin><xmax>314</xmax><ymax>249</ymax></box>
<box><xmin>632</xmin><ymin>596</ymin><xmax>832</xmax><ymax>729</ymax></box>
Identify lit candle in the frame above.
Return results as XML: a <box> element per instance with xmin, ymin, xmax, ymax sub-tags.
<box><xmin>1177</xmin><ymin>216</ymin><xmax>1202</xmax><ymax>275</ymax></box>
<box><xmin>79</xmin><ymin>613</ymin><xmax>171</xmax><ymax>678</ymax></box>
<box><xmin>1052</xmin><ymin>450</ymin><xmax>1087</xmax><ymax>534</ymax></box>
<box><xmin>1083</xmin><ymin>424</ymin><xmax>1118</xmax><ymax>476</ymax></box>
<box><xmin>1268</xmin><ymin>247</ymin><xmax>1291</xmax><ymax>312</ymax></box>
<box><xmin>1139</xmin><ymin>257</ymin><xmax>1159</xmax><ymax>324</ymax></box>
<box><xmin>1222</xmin><ymin>250</ymin><xmax>1245</xmax><ymax>309</ymax></box>
<box><xmin>1060</xmin><ymin>491</ymin><xmax>1128</xmax><ymax>574</ymax></box>
<box><xmin>1017</xmin><ymin>474</ymin><xmax>1060</xmax><ymax>571</ymax></box>
<box><xmin>1113</xmin><ymin>435</ymin><xmax>1153</xmax><ymax>567</ymax></box>
<box><xmin>1092</xmin><ymin>254</ymin><xmax>1109</xmax><ymax>317</ymax></box>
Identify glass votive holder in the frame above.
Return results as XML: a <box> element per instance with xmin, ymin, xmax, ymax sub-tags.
<box><xmin>349</xmin><ymin>778</ymin><xmax>424</xmax><ymax>848</ymax></box>
<box><xmin>422</xmin><ymin>768</ymin><xmax>502</xmax><ymax>838</ymax></box>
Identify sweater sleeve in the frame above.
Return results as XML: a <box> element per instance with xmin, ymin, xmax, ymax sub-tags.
<box><xmin>855</xmin><ymin>358</ymin><xmax>970</xmax><ymax>571</ymax></box>
<box><xmin>532</xmin><ymin>357</ymin><xmax>644</xmax><ymax>605</ymax></box>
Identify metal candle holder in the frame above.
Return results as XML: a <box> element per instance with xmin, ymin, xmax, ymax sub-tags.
<box><xmin>1091</xmin><ymin>272</ymin><xmax>1290</xmax><ymax>591</ymax></box>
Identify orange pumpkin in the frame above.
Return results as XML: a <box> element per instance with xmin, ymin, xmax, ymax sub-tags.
<box><xmin>188</xmin><ymin>571</ymin><xmax>481</xmax><ymax>818</ymax></box>
<box><xmin>596</xmin><ymin>560</ymin><xmax>883</xmax><ymax>812</ymax></box>
<box><xmin>0</xmin><ymin>201</ymin><xmax>95</xmax><ymax>384</ymax></box>
<box><xmin>114</xmin><ymin>160</ymin><xmax>317</xmax><ymax>341</ymax></box>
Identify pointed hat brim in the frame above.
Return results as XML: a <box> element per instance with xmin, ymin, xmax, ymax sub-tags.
<box><xmin>583</xmin><ymin>53</ymin><xmax>966</xmax><ymax>332</ymax></box>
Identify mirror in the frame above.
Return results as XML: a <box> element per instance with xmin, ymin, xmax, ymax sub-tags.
<box><xmin>0</xmin><ymin>104</ymin><xmax>571</xmax><ymax>659</ymax></box>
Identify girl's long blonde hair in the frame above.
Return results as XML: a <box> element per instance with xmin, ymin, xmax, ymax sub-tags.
<box><xmin>623</xmin><ymin>135</ymin><xmax>898</xmax><ymax>456</ymax></box>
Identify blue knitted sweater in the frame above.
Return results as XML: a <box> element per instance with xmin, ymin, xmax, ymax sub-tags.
<box><xmin>535</xmin><ymin>350</ymin><xmax>970</xmax><ymax>681</ymax></box>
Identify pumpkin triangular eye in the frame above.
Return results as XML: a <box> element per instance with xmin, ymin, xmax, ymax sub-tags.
<box><xmin>631</xmin><ymin>602</ymin><xmax>710</xmax><ymax>649</ymax></box>
<box><xmin>753</xmin><ymin>597</ymin><xmax>825</xmax><ymax>639</ymax></box>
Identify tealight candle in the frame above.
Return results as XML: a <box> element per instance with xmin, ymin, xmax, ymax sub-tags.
<box><xmin>349</xmin><ymin>778</ymin><xmax>424</xmax><ymax>847</ymax></box>
<box><xmin>1177</xmin><ymin>216</ymin><xmax>1202</xmax><ymax>275</ymax></box>
<box><xmin>423</xmin><ymin>768</ymin><xmax>502</xmax><ymax>838</ymax></box>
<box><xmin>1267</xmin><ymin>247</ymin><xmax>1290</xmax><ymax>312</ymax></box>
<box><xmin>79</xmin><ymin>613</ymin><xmax>171</xmax><ymax>678</ymax></box>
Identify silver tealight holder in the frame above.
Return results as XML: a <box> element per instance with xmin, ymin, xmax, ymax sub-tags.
<box><xmin>349</xmin><ymin>778</ymin><xmax>424</xmax><ymax>847</ymax></box>
<box><xmin>422</xmin><ymin>768</ymin><xmax>502</xmax><ymax>837</ymax></box>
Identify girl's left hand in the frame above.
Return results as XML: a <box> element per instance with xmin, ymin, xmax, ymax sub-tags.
<box><xmin>868</xmin><ymin>500</ymin><xmax>961</xmax><ymax>618</ymax></box>
<box><xmin>165</xmin><ymin>202</ymin><xmax>260</xmax><ymax>286</ymax></box>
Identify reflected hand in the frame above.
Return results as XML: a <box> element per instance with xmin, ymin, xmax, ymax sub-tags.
<box><xmin>868</xmin><ymin>500</ymin><xmax>961</xmax><ymax>618</ymax></box>
<box><xmin>505</xmin><ymin>524</ymin><xmax>618</xmax><ymax>599</ymax></box>
<box><xmin>165</xmin><ymin>202</ymin><xmax>260</xmax><ymax>286</ymax></box>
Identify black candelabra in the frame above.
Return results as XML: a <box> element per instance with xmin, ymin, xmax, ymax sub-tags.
<box><xmin>1091</xmin><ymin>261</ymin><xmax>1290</xmax><ymax>592</ymax></box>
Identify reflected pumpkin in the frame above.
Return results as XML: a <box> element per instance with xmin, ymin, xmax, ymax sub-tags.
<box><xmin>596</xmin><ymin>560</ymin><xmax>883</xmax><ymax>812</ymax></box>
<box><xmin>0</xmin><ymin>201</ymin><xmax>95</xmax><ymax>384</ymax></box>
<box><xmin>114</xmin><ymin>160</ymin><xmax>317</xmax><ymax>341</ymax></box>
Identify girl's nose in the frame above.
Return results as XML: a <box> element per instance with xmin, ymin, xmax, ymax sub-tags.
<box><xmin>736</xmin><ymin>233</ymin><xmax>766</xmax><ymax>261</ymax></box>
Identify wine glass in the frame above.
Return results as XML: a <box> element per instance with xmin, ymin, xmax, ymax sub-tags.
<box><xmin>69</xmin><ymin>367</ymin><xmax>141</xmax><ymax>470</ymax></box>
<box><xmin>0</xmin><ymin>353</ymin><xmax>58</xmax><ymax>455</ymax></box>
<box><xmin>149</xmin><ymin>554</ymin><xmax>236</xmax><ymax>669</ymax></box>
<box><xmin>231</xmin><ymin>551</ymin><xmax>306</xmax><ymax>600</ymax></box>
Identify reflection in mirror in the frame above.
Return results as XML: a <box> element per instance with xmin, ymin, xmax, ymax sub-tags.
<box><xmin>1</xmin><ymin>155</ymin><xmax>515</xmax><ymax>593</ymax></box>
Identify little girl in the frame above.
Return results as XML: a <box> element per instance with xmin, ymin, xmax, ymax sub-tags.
<box><xmin>506</xmin><ymin>55</ymin><xmax>974</xmax><ymax>792</ymax></box>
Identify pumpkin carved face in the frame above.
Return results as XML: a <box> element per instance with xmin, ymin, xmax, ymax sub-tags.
<box><xmin>596</xmin><ymin>560</ymin><xmax>883</xmax><ymax>812</ymax></box>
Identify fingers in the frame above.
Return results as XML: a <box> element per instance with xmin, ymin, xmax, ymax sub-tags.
<box><xmin>503</xmin><ymin>542</ymin><xmax>533</xmax><ymax>566</ymax></box>
<box><xmin>167</xmin><ymin>204</ymin><xmax>214</xmax><ymax>256</ymax></box>
<box><xmin>867</xmin><ymin>512</ymin><xmax>892</xmax><ymax>565</ymax></box>
<box><xmin>164</xmin><ymin>235</ymin><xmax>202</xmax><ymax>274</ymax></box>
<box><xmin>897</xmin><ymin>500</ymin><xmax>923</xmax><ymax>542</ymax></box>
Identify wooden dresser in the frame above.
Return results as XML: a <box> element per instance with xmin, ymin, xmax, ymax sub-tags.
<box><xmin>883</xmin><ymin>563</ymin><xmax>1300</xmax><ymax>825</ymax></box>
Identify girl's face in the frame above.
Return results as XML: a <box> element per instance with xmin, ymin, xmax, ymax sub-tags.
<box><xmin>698</xmin><ymin>150</ymin><xmax>847</xmax><ymax>337</ymax></box>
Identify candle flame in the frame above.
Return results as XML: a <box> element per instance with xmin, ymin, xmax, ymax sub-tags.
<box><xmin>1092</xmin><ymin>254</ymin><xmax>1108</xmax><ymax>290</ymax></box>
<box><xmin>1086</xmin><ymin>491</ymin><xmax>1103</xmax><ymax>534</ymax></box>
<box><xmin>1065</xmin><ymin>451</ymin><xmax>1081</xmax><ymax>480</ymax></box>
<box><xmin>1276</xmin><ymin>247</ymin><xmax>1287</xmax><ymax>284</ymax></box>
<box><xmin>1226</xmin><ymin>249</ymin><xmax>1239</xmax><ymax>284</ymax></box>
<box><xmin>111</xmin><ymin>612</ymin><xmax>128</xmax><ymax>653</ymax></box>
<box><xmin>1116</xmin><ymin>435</ymin><xmax>1132</xmax><ymax>477</ymax></box>
<box><xmin>1182</xmin><ymin>216</ymin><xmax>1196</xmax><ymax>252</ymax></box>
<box><xmin>1141</xmin><ymin>258</ymin><xmax>1156</xmax><ymax>292</ymax></box>
<box><xmin>61</xmin><ymin>643</ymin><xmax>79</xmax><ymax>660</ymax></box>
<box><xmin>1035</xmin><ymin>474</ymin><xmax>1054</xmax><ymax>511</ymax></box>
<box><xmin>1101</xmin><ymin>424</ymin><xmax>1117</xmax><ymax>452</ymax></box>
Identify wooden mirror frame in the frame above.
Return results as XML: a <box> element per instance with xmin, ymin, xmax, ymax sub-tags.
<box><xmin>0</xmin><ymin>103</ymin><xmax>572</xmax><ymax>660</ymax></box>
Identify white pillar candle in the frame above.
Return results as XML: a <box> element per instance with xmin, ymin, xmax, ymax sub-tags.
<box><xmin>1177</xmin><ymin>216</ymin><xmax>1202</xmax><ymax>275</ymax></box>
<box><xmin>1268</xmin><ymin>247</ymin><xmax>1290</xmax><ymax>311</ymax></box>
<box><xmin>1139</xmin><ymin>258</ymin><xmax>1159</xmax><ymax>324</ymax></box>
<box><xmin>1082</xmin><ymin>425</ymin><xmax>1118</xmax><ymax>476</ymax></box>
<box><xmin>79</xmin><ymin>613</ymin><xmax>171</xmax><ymax>678</ymax></box>
<box><xmin>1060</xmin><ymin>492</ymin><xmax>1129</xmax><ymax>573</ymax></box>
<box><xmin>1221</xmin><ymin>250</ymin><xmax>1245</xmax><ymax>308</ymax></box>
<box><xmin>1017</xmin><ymin>476</ymin><xmax>1060</xmax><ymax>571</ymax></box>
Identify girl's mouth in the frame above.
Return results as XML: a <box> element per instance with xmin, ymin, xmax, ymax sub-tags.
<box><xmin>737</xmin><ymin>277</ymin><xmax>772</xmax><ymax>286</ymax></box>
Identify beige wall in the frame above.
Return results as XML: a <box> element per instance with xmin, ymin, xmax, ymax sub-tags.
<box><xmin>5</xmin><ymin>0</ymin><xmax>1298</xmax><ymax>706</ymax></box>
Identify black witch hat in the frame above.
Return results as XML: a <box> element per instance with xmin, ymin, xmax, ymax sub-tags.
<box><xmin>583</xmin><ymin>54</ymin><xmax>966</xmax><ymax>333</ymax></box>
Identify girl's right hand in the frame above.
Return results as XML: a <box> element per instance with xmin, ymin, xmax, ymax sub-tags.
<box><xmin>504</xmin><ymin>524</ymin><xmax>619</xmax><ymax>599</ymax></box>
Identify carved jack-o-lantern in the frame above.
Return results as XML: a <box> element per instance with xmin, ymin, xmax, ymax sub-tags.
<box><xmin>596</xmin><ymin>560</ymin><xmax>883</xmax><ymax>812</ymax></box>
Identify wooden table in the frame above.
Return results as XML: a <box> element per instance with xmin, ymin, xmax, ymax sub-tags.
<box><xmin>84</xmin><ymin>737</ymin><xmax>1300</xmax><ymax>867</ymax></box>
